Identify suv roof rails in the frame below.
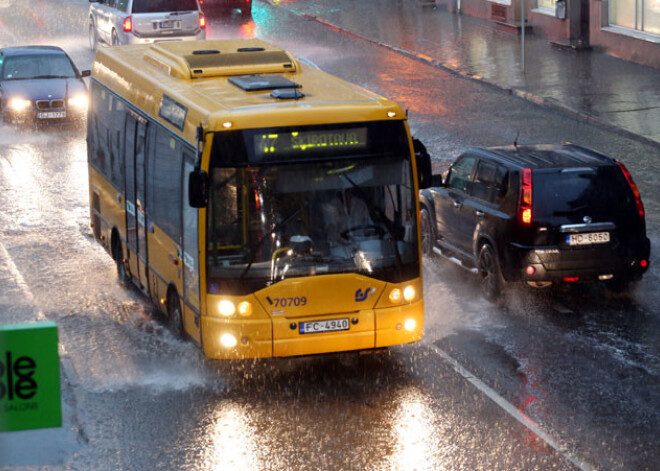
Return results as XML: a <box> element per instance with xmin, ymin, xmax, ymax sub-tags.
<box><xmin>483</xmin><ymin>144</ymin><xmax>614</xmax><ymax>169</ymax></box>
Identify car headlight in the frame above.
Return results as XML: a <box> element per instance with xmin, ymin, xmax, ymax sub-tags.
<box><xmin>68</xmin><ymin>94</ymin><xmax>88</xmax><ymax>111</ymax></box>
<box><xmin>8</xmin><ymin>98</ymin><xmax>31</xmax><ymax>112</ymax></box>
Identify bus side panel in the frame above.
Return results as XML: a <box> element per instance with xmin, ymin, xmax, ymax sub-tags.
<box><xmin>147</xmin><ymin>224</ymin><xmax>182</xmax><ymax>315</ymax></box>
<box><xmin>89</xmin><ymin>167</ymin><xmax>126</xmax><ymax>257</ymax></box>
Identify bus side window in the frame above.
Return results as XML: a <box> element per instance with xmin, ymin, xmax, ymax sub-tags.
<box><xmin>89</xmin><ymin>82</ymin><xmax>110</xmax><ymax>176</ymax></box>
<box><xmin>150</xmin><ymin>129</ymin><xmax>183</xmax><ymax>242</ymax></box>
<box><xmin>208</xmin><ymin>167</ymin><xmax>242</xmax><ymax>255</ymax></box>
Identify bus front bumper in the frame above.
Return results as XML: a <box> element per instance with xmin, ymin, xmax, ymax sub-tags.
<box><xmin>201</xmin><ymin>301</ymin><xmax>423</xmax><ymax>360</ymax></box>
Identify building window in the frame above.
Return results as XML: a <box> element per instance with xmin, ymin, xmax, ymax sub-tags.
<box><xmin>610</xmin><ymin>0</ymin><xmax>660</xmax><ymax>36</ymax></box>
<box><xmin>537</xmin><ymin>0</ymin><xmax>556</xmax><ymax>11</ymax></box>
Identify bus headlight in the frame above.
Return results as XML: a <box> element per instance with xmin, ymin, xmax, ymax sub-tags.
<box><xmin>9</xmin><ymin>98</ymin><xmax>31</xmax><ymax>112</ymax></box>
<box><xmin>404</xmin><ymin>319</ymin><xmax>416</xmax><ymax>331</ymax></box>
<box><xmin>389</xmin><ymin>288</ymin><xmax>402</xmax><ymax>304</ymax></box>
<box><xmin>218</xmin><ymin>300</ymin><xmax>236</xmax><ymax>316</ymax></box>
<box><xmin>68</xmin><ymin>93</ymin><xmax>88</xmax><ymax>111</ymax></box>
<box><xmin>220</xmin><ymin>333</ymin><xmax>237</xmax><ymax>348</ymax></box>
<box><xmin>237</xmin><ymin>301</ymin><xmax>252</xmax><ymax>316</ymax></box>
<box><xmin>403</xmin><ymin>285</ymin><xmax>416</xmax><ymax>301</ymax></box>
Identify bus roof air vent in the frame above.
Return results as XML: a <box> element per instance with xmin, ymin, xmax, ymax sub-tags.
<box><xmin>229</xmin><ymin>75</ymin><xmax>301</xmax><ymax>92</ymax></box>
<box><xmin>271</xmin><ymin>89</ymin><xmax>305</xmax><ymax>100</ymax></box>
<box><xmin>143</xmin><ymin>40</ymin><xmax>299</xmax><ymax>79</ymax></box>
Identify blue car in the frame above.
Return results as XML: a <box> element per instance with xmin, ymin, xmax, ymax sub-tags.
<box><xmin>0</xmin><ymin>46</ymin><xmax>90</xmax><ymax>124</ymax></box>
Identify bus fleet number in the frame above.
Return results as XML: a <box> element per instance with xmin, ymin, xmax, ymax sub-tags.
<box><xmin>273</xmin><ymin>296</ymin><xmax>307</xmax><ymax>308</ymax></box>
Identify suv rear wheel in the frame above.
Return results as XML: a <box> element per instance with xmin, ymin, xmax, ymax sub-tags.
<box><xmin>478</xmin><ymin>243</ymin><xmax>505</xmax><ymax>302</ymax></box>
<box><xmin>89</xmin><ymin>19</ymin><xmax>98</xmax><ymax>50</ymax></box>
<box><xmin>111</xmin><ymin>29</ymin><xmax>120</xmax><ymax>46</ymax></box>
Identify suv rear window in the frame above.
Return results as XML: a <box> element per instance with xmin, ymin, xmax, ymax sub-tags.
<box><xmin>533</xmin><ymin>166</ymin><xmax>634</xmax><ymax>218</ymax></box>
<box><xmin>132</xmin><ymin>0</ymin><xmax>198</xmax><ymax>13</ymax></box>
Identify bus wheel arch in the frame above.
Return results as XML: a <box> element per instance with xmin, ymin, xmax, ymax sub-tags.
<box><xmin>166</xmin><ymin>286</ymin><xmax>184</xmax><ymax>338</ymax></box>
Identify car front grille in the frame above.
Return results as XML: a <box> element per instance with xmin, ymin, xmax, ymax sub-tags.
<box><xmin>36</xmin><ymin>99</ymin><xmax>65</xmax><ymax>110</ymax></box>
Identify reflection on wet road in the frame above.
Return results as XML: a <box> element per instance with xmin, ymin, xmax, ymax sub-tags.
<box><xmin>0</xmin><ymin>1</ymin><xmax>658</xmax><ymax>470</ymax></box>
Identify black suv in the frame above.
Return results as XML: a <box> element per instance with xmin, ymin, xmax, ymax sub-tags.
<box><xmin>419</xmin><ymin>144</ymin><xmax>650</xmax><ymax>301</ymax></box>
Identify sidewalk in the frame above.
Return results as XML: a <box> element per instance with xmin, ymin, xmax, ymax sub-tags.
<box><xmin>268</xmin><ymin>0</ymin><xmax>660</xmax><ymax>146</ymax></box>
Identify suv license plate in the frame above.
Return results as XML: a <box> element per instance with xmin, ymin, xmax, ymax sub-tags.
<box><xmin>299</xmin><ymin>318</ymin><xmax>350</xmax><ymax>334</ymax></box>
<box><xmin>37</xmin><ymin>111</ymin><xmax>66</xmax><ymax>119</ymax></box>
<box><xmin>567</xmin><ymin>232</ymin><xmax>610</xmax><ymax>246</ymax></box>
<box><xmin>158</xmin><ymin>20</ymin><xmax>181</xmax><ymax>29</ymax></box>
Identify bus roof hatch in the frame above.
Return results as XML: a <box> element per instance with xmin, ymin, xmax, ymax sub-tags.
<box><xmin>143</xmin><ymin>40</ymin><xmax>299</xmax><ymax>79</ymax></box>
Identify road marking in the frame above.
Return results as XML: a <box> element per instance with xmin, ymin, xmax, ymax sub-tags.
<box><xmin>429</xmin><ymin>344</ymin><xmax>596</xmax><ymax>471</ymax></box>
<box><xmin>0</xmin><ymin>241</ymin><xmax>45</xmax><ymax>320</ymax></box>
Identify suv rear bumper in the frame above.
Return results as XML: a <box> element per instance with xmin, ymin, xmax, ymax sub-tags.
<box><xmin>504</xmin><ymin>238</ymin><xmax>650</xmax><ymax>284</ymax></box>
<box><xmin>120</xmin><ymin>29</ymin><xmax>205</xmax><ymax>45</ymax></box>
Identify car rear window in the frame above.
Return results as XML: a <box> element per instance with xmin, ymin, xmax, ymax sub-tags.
<box><xmin>533</xmin><ymin>166</ymin><xmax>635</xmax><ymax>218</ymax></box>
<box><xmin>132</xmin><ymin>0</ymin><xmax>198</xmax><ymax>13</ymax></box>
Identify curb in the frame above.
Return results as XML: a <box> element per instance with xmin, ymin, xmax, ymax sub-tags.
<box><xmin>261</xmin><ymin>1</ymin><xmax>660</xmax><ymax>149</ymax></box>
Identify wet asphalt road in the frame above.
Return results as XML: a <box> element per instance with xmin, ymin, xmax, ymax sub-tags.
<box><xmin>0</xmin><ymin>1</ymin><xmax>658</xmax><ymax>470</ymax></box>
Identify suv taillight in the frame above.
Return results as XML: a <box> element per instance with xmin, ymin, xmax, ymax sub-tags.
<box><xmin>616</xmin><ymin>162</ymin><xmax>645</xmax><ymax>221</ymax></box>
<box><xmin>199</xmin><ymin>12</ymin><xmax>206</xmax><ymax>29</ymax></box>
<box><xmin>519</xmin><ymin>168</ymin><xmax>532</xmax><ymax>225</ymax></box>
<box><xmin>123</xmin><ymin>16</ymin><xmax>133</xmax><ymax>32</ymax></box>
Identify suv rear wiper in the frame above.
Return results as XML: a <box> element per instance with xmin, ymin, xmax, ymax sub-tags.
<box><xmin>32</xmin><ymin>75</ymin><xmax>73</xmax><ymax>79</ymax></box>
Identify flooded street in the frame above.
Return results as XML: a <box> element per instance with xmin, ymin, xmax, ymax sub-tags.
<box><xmin>0</xmin><ymin>1</ymin><xmax>658</xmax><ymax>470</ymax></box>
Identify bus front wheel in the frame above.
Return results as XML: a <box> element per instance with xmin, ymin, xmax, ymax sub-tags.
<box><xmin>167</xmin><ymin>289</ymin><xmax>184</xmax><ymax>338</ymax></box>
<box><xmin>112</xmin><ymin>238</ymin><xmax>128</xmax><ymax>283</ymax></box>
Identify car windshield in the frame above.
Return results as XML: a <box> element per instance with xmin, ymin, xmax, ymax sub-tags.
<box><xmin>1</xmin><ymin>54</ymin><xmax>76</xmax><ymax>80</ymax></box>
<box><xmin>206</xmin><ymin>156</ymin><xmax>419</xmax><ymax>295</ymax></box>
<box><xmin>131</xmin><ymin>0</ymin><xmax>198</xmax><ymax>13</ymax></box>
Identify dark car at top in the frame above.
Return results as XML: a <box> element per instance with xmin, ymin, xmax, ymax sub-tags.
<box><xmin>199</xmin><ymin>0</ymin><xmax>252</xmax><ymax>17</ymax></box>
<box><xmin>0</xmin><ymin>46</ymin><xmax>90</xmax><ymax>124</ymax></box>
<box><xmin>419</xmin><ymin>143</ymin><xmax>650</xmax><ymax>301</ymax></box>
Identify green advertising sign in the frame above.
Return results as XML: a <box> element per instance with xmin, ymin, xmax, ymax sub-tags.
<box><xmin>0</xmin><ymin>321</ymin><xmax>61</xmax><ymax>432</ymax></box>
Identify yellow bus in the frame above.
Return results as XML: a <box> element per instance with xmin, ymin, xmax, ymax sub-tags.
<box><xmin>87</xmin><ymin>39</ymin><xmax>431</xmax><ymax>359</ymax></box>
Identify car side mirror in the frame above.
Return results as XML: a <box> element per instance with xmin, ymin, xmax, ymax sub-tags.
<box><xmin>188</xmin><ymin>169</ymin><xmax>208</xmax><ymax>208</ymax></box>
<box><xmin>81</xmin><ymin>70</ymin><xmax>91</xmax><ymax>78</ymax></box>
<box><xmin>413</xmin><ymin>138</ymin><xmax>432</xmax><ymax>189</ymax></box>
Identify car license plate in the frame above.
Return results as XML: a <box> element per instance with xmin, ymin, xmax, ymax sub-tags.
<box><xmin>37</xmin><ymin>111</ymin><xmax>66</xmax><ymax>119</ymax></box>
<box><xmin>566</xmin><ymin>232</ymin><xmax>610</xmax><ymax>246</ymax></box>
<box><xmin>299</xmin><ymin>318</ymin><xmax>350</xmax><ymax>334</ymax></box>
<box><xmin>158</xmin><ymin>20</ymin><xmax>181</xmax><ymax>29</ymax></box>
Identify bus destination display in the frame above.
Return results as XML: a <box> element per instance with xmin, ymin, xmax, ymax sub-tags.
<box><xmin>254</xmin><ymin>127</ymin><xmax>367</xmax><ymax>157</ymax></box>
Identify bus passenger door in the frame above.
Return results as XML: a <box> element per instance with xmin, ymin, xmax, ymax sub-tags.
<box><xmin>124</xmin><ymin>112</ymin><xmax>149</xmax><ymax>293</ymax></box>
<box><xmin>182</xmin><ymin>157</ymin><xmax>201</xmax><ymax>341</ymax></box>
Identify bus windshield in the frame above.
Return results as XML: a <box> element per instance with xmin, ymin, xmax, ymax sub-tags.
<box><xmin>206</xmin><ymin>129</ymin><xmax>418</xmax><ymax>295</ymax></box>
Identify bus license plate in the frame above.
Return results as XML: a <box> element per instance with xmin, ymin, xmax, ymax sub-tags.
<box><xmin>299</xmin><ymin>318</ymin><xmax>350</xmax><ymax>334</ymax></box>
<box><xmin>567</xmin><ymin>232</ymin><xmax>610</xmax><ymax>246</ymax></box>
<box><xmin>37</xmin><ymin>111</ymin><xmax>66</xmax><ymax>119</ymax></box>
<box><xmin>158</xmin><ymin>20</ymin><xmax>181</xmax><ymax>29</ymax></box>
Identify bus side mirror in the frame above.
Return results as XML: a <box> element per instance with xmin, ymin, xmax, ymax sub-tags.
<box><xmin>413</xmin><ymin>138</ymin><xmax>432</xmax><ymax>189</ymax></box>
<box><xmin>189</xmin><ymin>169</ymin><xmax>209</xmax><ymax>208</ymax></box>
